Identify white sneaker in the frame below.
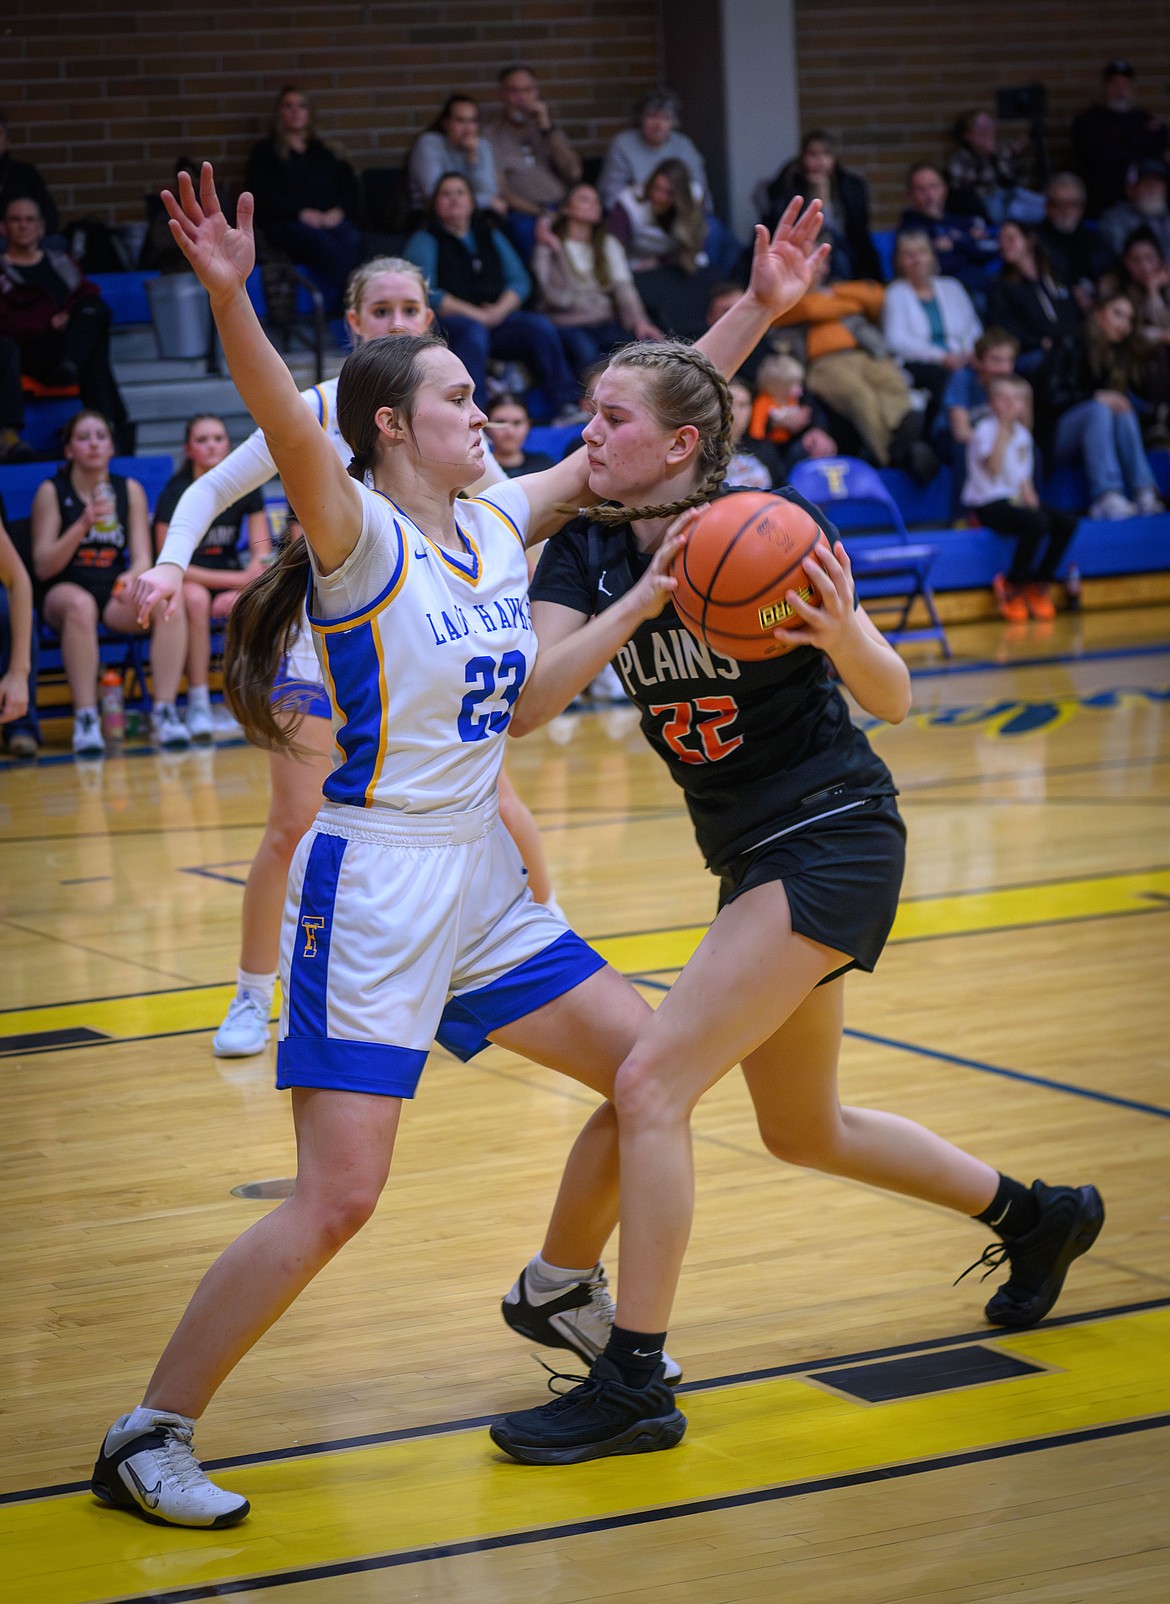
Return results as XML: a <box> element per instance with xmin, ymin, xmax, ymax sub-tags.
<box><xmin>587</xmin><ymin>664</ymin><xmax>628</xmax><ymax>704</ymax></box>
<box><xmin>1088</xmin><ymin>491</ymin><xmax>1137</xmax><ymax>521</ymax></box>
<box><xmin>1134</xmin><ymin>486</ymin><xmax>1165</xmax><ymax>516</ymax></box>
<box><xmin>92</xmin><ymin>1409</ymin><xmax>250</xmax><ymax>1528</ymax></box>
<box><xmin>153</xmin><ymin>703</ymin><xmax>192</xmax><ymax>750</ymax></box>
<box><xmin>72</xmin><ymin>708</ymin><xmax>105</xmax><ymax>758</ymax></box>
<box><xmin>502</xmin><ymin>1261</ymin><xmax>683</xmax><ymax>1384</ymax></box>
<box><xmin>213</xmin><ymin>990</ymin><xmax>271</xmax><ymax>1057</ymax></box>
<box><xmin>185</xmin><ymin>699</ymin><xmax>214</xmax><ymax>743</ymax></box>
<box><xmin>212</xmin><ymin>704</ymin><xmax>243</xmax><ymax>738</ymax></box>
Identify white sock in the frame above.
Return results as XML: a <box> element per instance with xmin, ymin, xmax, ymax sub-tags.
<box><xmin>530</xmin><ymin>1251</ymin><xmax>596</xmax><ymax>1290</ymax></box>
<box><xmin>75</xmin><ymin>704</ymin><xmax>98</xmax><ymax>719</ymax></box>
<box><xmin>154</xmin><ymin>700</ymin><xmax>175</xmax><ymax>715</ymax></box>
<box><xmin>187</xmin><ymin>684</ymin><xmax>211</xmax><ymax>710</ymax></box>
<box><xmin>237</xmin><ymin>967</ymin><xmax>276</xmax><ymax>1009</ymax></box>
<box><xmin>125</xmin><ymin>1403</ymin><xmax>192</xmax><ymax>1432</ymax></box>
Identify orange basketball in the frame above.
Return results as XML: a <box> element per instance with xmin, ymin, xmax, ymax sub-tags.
<box><xmin>670</xmin><ymin>492</ymin><xmax>824</xmax><ymax>661</ymax></box>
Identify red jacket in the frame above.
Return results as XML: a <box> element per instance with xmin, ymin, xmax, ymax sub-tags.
<box><xmin>0</xmin><ymin>249</ymin><xmax>100</xmax><ymax>342</ymax></box>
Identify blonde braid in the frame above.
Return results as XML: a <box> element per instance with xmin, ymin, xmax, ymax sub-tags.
<box><xmin>582</xmin><ymin>342</ymin><xmax>734</xmax><ymax>526</ymax></box>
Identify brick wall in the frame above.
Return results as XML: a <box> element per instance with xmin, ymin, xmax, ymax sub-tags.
<box><xmin>1</xmin><ymin>0</ymin><xmax>663</xmax><ymax>224</ymax></box>
<box><xmin>793</xmin><ymin>0</ymin><xmax>1170</xmax><ymax>226</ymax></box>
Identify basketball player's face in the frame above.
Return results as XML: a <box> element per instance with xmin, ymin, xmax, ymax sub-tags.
<box><xmin>399</xmin><ymin>347</ymin><xmax>487</xmax><ymax>486</ymax></box>
<box><xmin>350</xmin><ymin>272</ymin><xmax>432</xmax><ymax>341</ymax></box>
<box><xmin>583</xmin><ymin>369</ymin><xmax>696</xmax><ymax>509</ymax></box>
<box><xmin>65</xmin><ymin>418</ymin><xmax>115</xmax><ymax>473</ymax></box>
<box><xmin>185</xmin><ymin>419</ymin><xmax>230</xmax><ymax>473</ymax></box>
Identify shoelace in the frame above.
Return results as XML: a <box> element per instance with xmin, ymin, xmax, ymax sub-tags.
<box><xmin>585</xmin><ymin>1269</ymin><xmax>616</xmax><ymax>1325</ymax></box>
<box><xmin>953</xmin><ymin>1240</ymin><xmax>1010</xmax><ymax>1287</ymax></box>
<box><xmin>156</xmin><ymin>1424</ymin><xmax>212</xmax><ymax>1492</ymax></box>
<box><xmin>225</xmin><ymin>993</ymin><xmax>267</xmax><ymax>1023</ymax></box>
<box><xmin>532</xmin><ymin>1357</ymin><xmax>603</xmax><ymax>1411</ymax></box>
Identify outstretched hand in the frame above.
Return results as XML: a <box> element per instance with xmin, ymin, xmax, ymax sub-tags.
<box><xmin>162</xmin><ymin>163</ymin><xmax>256</xmax><ymax>302</ymax></box>
<box><xmin>745</xmin><ymin>197</ymin><xmax>830</xmax><ymax>320</ymax></box>
<box><xmin>629</xmin><ymin>509</ymin><xmax>697</xmax><ymax>623</ymax></box>
<box><xmin>770</xmin><ymin>538</ymin><xmax>858</xmax><ymax>655</ymax></box>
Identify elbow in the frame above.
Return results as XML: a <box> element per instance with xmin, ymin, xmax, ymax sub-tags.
<box><xmin>508</xmin><ymin>705</ymin><xmax>542</xmax><ymax>740</ymax></box>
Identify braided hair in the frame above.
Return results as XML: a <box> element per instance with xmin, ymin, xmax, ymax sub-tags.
<box><xmin>585</xmin><ymin>341</ymin><xmax>734</xmax><ymax>526</ymax></box>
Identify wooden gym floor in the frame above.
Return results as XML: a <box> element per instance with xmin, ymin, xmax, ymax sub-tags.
<box><xmin>1</xmin><ymin>605</ymin><xmax>1168</xmax><ymax>1603</ymax></box>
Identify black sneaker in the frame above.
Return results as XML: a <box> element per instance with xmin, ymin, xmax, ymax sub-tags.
<box><xmin>958</xmin><ymin>1181</ymin><xmax>1105</xmax><ymax>1329</ymax></box>
<box><xmin>489</xmin><ymin>1356</ymin><xmax>687</xmax><ymax>1466</ymax></box>
<box><xmin>502</xmin><ymin>1262</ymin><xmax>682</xmax><ymax>1383</ymax></box>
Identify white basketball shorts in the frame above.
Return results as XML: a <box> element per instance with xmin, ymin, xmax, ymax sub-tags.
<box><xmin>275</xmin><ymin>796</ymin><xmax>606</xmax><ymax>1097</ymax></box>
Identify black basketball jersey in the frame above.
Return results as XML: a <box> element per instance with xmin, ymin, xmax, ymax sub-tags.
<box><xmin>529</xmin><ymin>488</ymin><xmax>898</xmax><ymax>871</ymax></box>
<box><xmin>51</xmin><ymin>469</ymin><xmax>131</xmax><ymax>605</ymax></box>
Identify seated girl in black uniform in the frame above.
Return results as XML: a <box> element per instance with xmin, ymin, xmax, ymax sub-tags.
<box><xmin>152</xmin><ymin>413</ymin><xmax>270</xmax><ymax>741</ymax></box>
<box><xmin>491</xmin><ymin>335</ymin><xmax>1104</xmax><ymax>1465</ymax></box>
<box><xmin>30</xmin><ymin>410</ymin><xmax>191</xmax><ymax>755</ymax></box>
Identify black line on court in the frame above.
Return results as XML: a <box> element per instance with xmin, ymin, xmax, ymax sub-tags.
<box><xmin>7</xmin><ymin>1295</ymin><xmax>1168</xmax><ymax>1509</ymax></box>
<box><xmin>908</xmin><ymin>642</ymin><xmax>1170</xmax><ymax>680</ymax></box>
<box><xmin>0</xmin><ymin>977</ymin><xmax>237</xmax><ymax>1018</ymax></box>
<box><xmin>0</xmin><ymin>1026</ymin><xmax>110</xmax><ymax>1055</ymax></box>
<box><xmin>78</xmin><ymin>1414</ymin><xmax>1170</xmax><ymax>1603</ymax></box>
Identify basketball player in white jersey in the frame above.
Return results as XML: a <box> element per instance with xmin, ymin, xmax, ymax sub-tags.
<box><xmin>91</xmin><ymin>164</ymin><xmax>827</xmax><ymax>1528</ymax></box>
<box><xmin>133</xmin><ymin>257</ymin><xmax>557</xmax><ymax>1060</ymax></box>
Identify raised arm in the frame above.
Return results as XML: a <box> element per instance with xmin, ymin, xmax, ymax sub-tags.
<box><xmin>514</xmin><ymin>197</ymin><xmax>830</xmax><ymax>543</ymax></box>
<box><xmin>162</xmin><ymin>165</ymin><xmax>361</xmax><ymax>576</ymax></box>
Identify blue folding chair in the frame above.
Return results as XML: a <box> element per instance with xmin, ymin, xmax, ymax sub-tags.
<box><xmin>786</xmin><ymin>456</ymin><xmax>952</xmax><ymax>657</ymax></box>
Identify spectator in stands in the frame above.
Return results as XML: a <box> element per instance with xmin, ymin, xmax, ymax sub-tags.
<box><xmin>1071</xmin><ymin>60</ymin><xmax>1167</xmax><ymax>217</ymax></box>
<box><xmin>30</xmin><ymin>411</ymin><xmax>191</xmax><ymax>757</ymax></box>
<box><xmin>1035</xmin><ymin>293</ymin><xmax>1163</xmax><ymax>520</ymax></box>
<box><xmin>0</xmin><ymin>333</ymin><xmax>33</xmax><ymax>462</ymax></box>
<box><xmin>985</xmin><ymin>221</ymin><xmax>1081</xmax><ymax>371</ymax></box>
<box><xmin>944</xmin><ymin>326</ymin><xmax>1020</xmax><ymax>445</ymax></box>
<box><xmin>882</xmin><ymin>230</ymin><xmax>982</xmax><ymax>414</ymax></box>
<box><xmin>408</xmin><ymin>95</ymin><xmax>503</xmax><ymax>217</ymax></box>
<box><xmin>1038</xmin><ymin>173</ymin><xmax>1117</xmax><ymax>311</ymax></box>
<box><xmin>0</xmin><ymin>113</ymin><xmax>59</xmax><ymax>241</ymax></box>
<box><xmin>898</xmin><ymin>163</ymin><xmax>999</xmax><ymax>300</ymax></box>
<box><xmin>961</xmin><ymin>374</ymin><xmax>1079</xmax><ymax>622</ymax></box>
<box><xmin>725</xmin><ymin>375</ymin><xmax>788</xmax><ymax>489</ymax></box>
<box><xmin>748</xmin><ymin>353</ymin><xmax>838</xmax><ymax>468</ymax></box>
<box><xmin>947</xmin><ymin>109</ymin><xmax>1038</xmax><ymax>226</ymax></box>
<box><xmin>484</xmin><ymin>394</ymin><xmax>554</xmax><ymax>478</ymax></box>
<box><xmin>597</xmin><ymin>90</ymin><xmax>709</xmax><ymax>211</ymax></box>
<box><xmin>607</xmin><ymin>158</ymin><xmax>709</xmax><ymax>274</ymax></box>
<box><xmin>0</xmin><ymin>198</ymin><xmax>132</xmax><ymax>453</ymax></box>
<box><xmin>1108</xmin><ymin>228</ymin><xmax>1170</xmax><ymax>345</ymax></box>
<box><xmin>769</xmin><ymin>253</ymin><xmax>930</xmax><ymax>475</ymax></box>
<box><xmin>487</xmin><ymin>65</ymin><xmax>582</xmax><ymax>251</ymax></box>
<box><xmin>1099</xmin><ymin>160</ymin><xmax>1170</xmax><ymax>260</ymax></box>
<box><xmin>531</xmin><ymin>182</ymin><xmax>662</xmax><ymax>376</ymax></box>
<box><xmin>152</xmin><ymin>414</ymin><xmax>271</xmax><ymax>743</ymax></box>
<box><xmin>404</xmin><ymin>172</ymin><xmax>583</xmax><ymax>421</ymax></box>
<box><xmin>0</xmin><ymin>499</ymin><xmax>38</xmax><ymax>758</ymax></box>
<box><xmin>759</xmin><ymin>130</ymin><xmax>880</xmax><ymax>281</ymax></box>
<box><xmin>245</xmin><ymin>85</ymin><xmax>363</xmax><ymax>312</ymax></box>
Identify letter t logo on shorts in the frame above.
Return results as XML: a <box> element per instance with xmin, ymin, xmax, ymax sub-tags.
<box><xmin>301</xmin><ymin>916</ymin><xmax>326</xmax><ymax>957</ymax></box>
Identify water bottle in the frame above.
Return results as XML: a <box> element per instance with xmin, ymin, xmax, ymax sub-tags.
<box><xmin>1064</xmin><ymin>564</ymin><xmax>1082</xmax><ymax>612</ymax></box>
<box><xmin>92</xmin><ymin>480</ymin><xmax>119</xmax><ymax>539</ymax></box>
<box><xmin>99</xmin><ymin>667</ymin><xmax>126</xmax><ymax>744</ymax></box>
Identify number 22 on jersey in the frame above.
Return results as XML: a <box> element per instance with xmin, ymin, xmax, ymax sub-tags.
<box><xmin>650</xmin><ymin>696</ymin><xmax>743</xmax><ymax>764</ymax></box>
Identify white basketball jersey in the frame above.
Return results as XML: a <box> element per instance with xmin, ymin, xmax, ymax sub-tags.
<box><xmin>307</xmin><ymin>479</ymin><xmax>534</xmax><ymax>813</ymax></box>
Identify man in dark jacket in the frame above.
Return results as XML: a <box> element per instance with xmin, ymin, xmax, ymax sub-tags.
<box><xmin>0</xmin><ymin>197</ymin><xmax>130</xmax><ymax>449</ymax></box>
<box><xmin>1070</xmin><ymin>61</ymin><xmax>1167</xmax><ymax>217</ymax></box>
<box><xmin>1038</xmin><ymin>173</ymin><xmax>1118</xmax><ymax>310</ymax></box>
<box><xmin>0</xmin><ymin>115</ymin><xmax>59</xmax><ymax>239</ymax></box>
<box><xmin>898</xmin><ymin>163</ymin><xmax>999</xmax><ymax>300</ymax></box>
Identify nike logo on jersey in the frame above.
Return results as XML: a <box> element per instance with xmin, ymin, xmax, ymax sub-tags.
<box><xmin>125</xmin><ymin>1462</ymin><xmax>163</xmax><ymax>1509</ymax></box>
<box><xmin>413</xmin><ymin>547</ymin><xmax>428</xmax><ymax>559</ymax></box>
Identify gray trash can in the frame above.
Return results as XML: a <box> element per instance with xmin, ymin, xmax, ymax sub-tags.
<box><xmin>146</xmin><ymin>274</ymin><xmax>212</xmax><ymax>360</ymax></box>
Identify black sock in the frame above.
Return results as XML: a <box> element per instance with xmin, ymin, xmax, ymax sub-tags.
<box><xmin>974</xmin><ymin>1174</ymin><xmax>1040</xmax><ymax>1240</ymax></box>
<box><xmin>602</xmin><ymin>1324</ymin><xmax>668</xmax><ymax>1388</ymax></box>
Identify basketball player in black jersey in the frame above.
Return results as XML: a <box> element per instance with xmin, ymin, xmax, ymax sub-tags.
<box><xmin>490</xmin><ymin>334</ymin><xmax>1104</xmax><ymax>1465</ymax></box>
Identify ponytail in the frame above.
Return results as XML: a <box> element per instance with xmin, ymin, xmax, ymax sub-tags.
<box><xmin>223</xmin><ymin>536</ymin><xmax>315</xmax><ymax>752</ymax></box>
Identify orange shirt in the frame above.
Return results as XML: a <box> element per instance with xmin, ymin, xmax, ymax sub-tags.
<box><xmin>772</xmin><ymin>280</ymin><xmax>886</xmax><ymax>361</ymax></box>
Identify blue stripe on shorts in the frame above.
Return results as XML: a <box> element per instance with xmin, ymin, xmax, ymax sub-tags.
<box><xmin>436</xmin><ymin>929</ymin><xmax>607</xmax><ymax>1062</ymax></box>
<box><xmin>277</xmin><ymin>1037</ymin><xmax>429</xmax><ymax>1097</ymax></box>
<box><xmin>286</xmin><ymin>830</ymin><xmax>346</xmax><ymax>1040</ymax></box>
<box><xmin>272</xmin><ymin>676</ymin><xmax>331</xmax><ymax>720</ymax></box>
